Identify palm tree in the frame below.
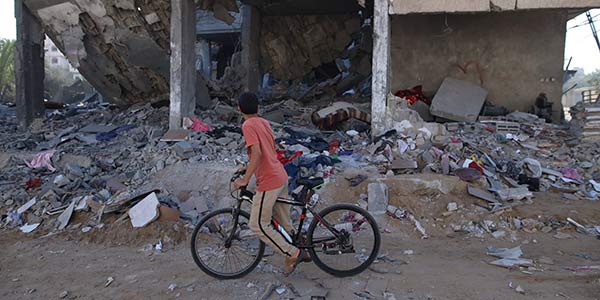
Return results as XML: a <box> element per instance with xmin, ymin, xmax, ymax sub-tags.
<box><xmin>0</xmin><ymin>39</ymin><xmax>16</xmax><ymax>102</ymax></box>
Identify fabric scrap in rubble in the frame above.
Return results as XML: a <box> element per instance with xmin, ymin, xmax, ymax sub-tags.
<box><xmin>394</xmin><ymin>85</ymin><xmax>430</xmax><ymax>105</ymax></box>
<box><xmin>24</xmin><ymin>150</ymin><xmax>57</xmax><ymax>172</ymax></box>
<box><xmin>277</xmin><ymin>150</ymin><xmax>303</xmax><ymax>165</ymax></box>
<box><xmin>184</xmin><ymin>117</ymin><xmax>212</xmax><ymax>132</ymax></box>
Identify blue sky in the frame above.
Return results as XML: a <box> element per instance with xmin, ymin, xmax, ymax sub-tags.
<box><xmin>1</xmin><ymin>3</ymin><xmax>599</xmax><ymax>73</ymax></box>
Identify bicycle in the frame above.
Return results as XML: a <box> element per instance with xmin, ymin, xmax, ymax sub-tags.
<box><xmin>190</xmin><ymin>170</ymin><xmax>381</xmax><ymax>279</ymax></box>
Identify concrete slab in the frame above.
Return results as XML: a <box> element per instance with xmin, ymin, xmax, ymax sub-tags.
<box><xmin>128</xmin><ymin>192</ymin><xmax>160</xmax><ymax>227</ymax></box>
<box><xmin>430</xmin><ymin>78</ymin><xmax>488</xmax><ymax>122</ymax></box>
<box><xmin>57</xmin><ymin>200</ymin><xmax>76</xmax><ymax>230</ymax></box>
<box><xmin>79</xmin><ymin>124</ymin><xmax>118</xmax><ymax>133</ymax></box>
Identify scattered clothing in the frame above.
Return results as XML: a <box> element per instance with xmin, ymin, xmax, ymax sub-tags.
<box><xmin>24</xmin><ymin>150</ymin><xmax>57</xmax><ymax>172</ymax></box>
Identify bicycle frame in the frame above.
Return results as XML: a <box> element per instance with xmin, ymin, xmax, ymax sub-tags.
<box><xmin>225</xmin><ymin>185</ymin><xmax>341</xmax><ymax>250</ymax></box>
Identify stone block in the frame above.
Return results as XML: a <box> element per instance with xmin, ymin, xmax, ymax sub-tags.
<box><xmin>430</xmin><ymin>77</ymin><xmax>488</xmax><ymax>122</ymax></box>
<box><xmin>128</xmin><ymin>192</ymin><xmax>160</xmax><ymax>228</ymax></box>
<box><xmin>368</xmin><ymin>182</ymin><xmax>389</xmax><ymax>215</ymax></box>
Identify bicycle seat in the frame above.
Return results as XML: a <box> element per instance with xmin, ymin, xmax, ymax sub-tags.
<box><xmin>297</xmin><ymin>177</ymin><xmax>324</xmax><ymax>189</ymax></box>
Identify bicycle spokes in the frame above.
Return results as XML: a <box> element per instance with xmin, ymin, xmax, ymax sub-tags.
<box><xmin>310</xmin><ymin>208</ymin><xmax>377</xmax><ymax>272</ymax></box>
<box><xmin>193</xmin><ymin>211</ymin><xmax>262</xmax><ymax>277</ymax></box>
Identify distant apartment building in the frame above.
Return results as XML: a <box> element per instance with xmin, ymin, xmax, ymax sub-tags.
<box><xmin>44</xmin><ymin>36</ymin><xmax>83</xmax><ymax>81</ymax></box>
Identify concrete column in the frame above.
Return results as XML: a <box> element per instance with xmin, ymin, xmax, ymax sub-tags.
<box><xmin>241</xmin><ymin>4</ymin><xmax>261</xmax><ymax>93</ymax></box>
<box><xmin>170</xmin><ymin>0</ymin><xmax>197</xmax><ymax>129</ymax></box>
<box><xmin>371</xmin><ymin>0</ymin><xmax>391</xmax><ymax>136</ymax></box>
<box><xmin>198</xmin><ymin>39</ymin><xmax>211</xmax><ymax>79</ymax></box>
<box><xmin>15</xmin><ymin>0</ymin><xmax>44</xmax><ymax>129</ymax></box>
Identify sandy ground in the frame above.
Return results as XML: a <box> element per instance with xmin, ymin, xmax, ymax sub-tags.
<box><xmin>1</xmin><ymin>221</ymin><xmax>599</xmax><ymax>300</ymax></box>
<box><xmin>2</xmin><ymin>163</ymin><xmax>600</xmax><ymax>300</ymax></box>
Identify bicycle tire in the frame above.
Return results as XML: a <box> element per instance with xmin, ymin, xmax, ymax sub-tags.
<box><xmin>190</xmin><ymin>208</ymin><xmax>265</xmax><ymax>279</ymax></box>
<box><xmin>307</xmin><ymin>204</ymin><xmax>380</xmax><ymax>277</ymax></box>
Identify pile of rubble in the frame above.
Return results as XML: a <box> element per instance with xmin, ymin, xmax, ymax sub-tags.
<box><xmin>2</xmin><ymin>86</ymin><xmax>600</xmax><ymax>244</ymax></box>
<box><xmin>570</xmin><ymin>100</ymin><xmax>600</xmax><ymax>140</ymax></box>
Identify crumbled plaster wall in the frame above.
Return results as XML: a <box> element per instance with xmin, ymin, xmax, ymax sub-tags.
<box><xmin>260</xmin><ymin>14</ymin><xmax>361</xmax><ymax>80</ymax></box>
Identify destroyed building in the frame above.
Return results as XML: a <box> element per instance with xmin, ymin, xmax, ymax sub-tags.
<box><xmin>12</xmin><ymin>0</ymin><xmax>600</xmax><ymax>134</ymax></box>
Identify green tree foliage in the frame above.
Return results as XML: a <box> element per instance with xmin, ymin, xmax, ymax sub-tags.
<box><xmin>44</xmin><ymin>64</ymin><xmax>76</xmax><ymax>100</ymax></box>
<box><xmin>0</xmin><ymin>39</ymin><xmax>16</xmax><ymax>103</ymax></box>
<box><xmin>586</xmin><ymin>69</ymin><xmax>600</xmax><ymax>87</ymax></box>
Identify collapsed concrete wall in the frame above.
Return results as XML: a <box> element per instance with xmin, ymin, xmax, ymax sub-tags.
<box><xmin>23</xmin><ymin>0</ymin><xmax>239</xmax><ymax>106</ymax></box>
<box><xmin>260</xmin><ymin>14</ymin><xmax>362</xmax><ymax>80</ymax></box>
<box><xmin>24</xmin><ymin>0</ymin><xmax>172</xmax><ymax>106</ymax></box>
<box><xmin>390</xmin><ymin>10</ymin><xmax>567</xmax><ymax>120</ymax></box>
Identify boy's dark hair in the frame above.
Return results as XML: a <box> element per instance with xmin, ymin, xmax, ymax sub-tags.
<box><xmin>238</xmin><ymin>92</ymin><xmax>259</xmax><ymax>115</ymax></box>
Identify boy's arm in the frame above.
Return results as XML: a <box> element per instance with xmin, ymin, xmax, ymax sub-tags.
<box><xmin>236</xmin><ymin>143</ymin><xmax>262</xmax><ymax>187</ymax></box>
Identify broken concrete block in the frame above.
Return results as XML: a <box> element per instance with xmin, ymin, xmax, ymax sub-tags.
<box><xmin>160</xmin><ymin>129</ymin><xmax>189</xmax><ymax>142</ymax></box>
<box><xmin>446</xmin><ymin>202</ymin><xmax>458</xmax><ymax>212</ymax></box>
<box><xmin>430</xmin><ymin>77</ymin><xmax>488</xmax><ymax>122</ymax></box>
<box><xmin>368</xmin><ymin>183</ymin><xmax>388</xmax><ymax>215</ymax></box>
<box><xmin>128</xmin><ymin>192</ymin><xmax>160</xmax><ymax>228</ymax></box>
<box><xmin>174</xmin><ymin>141</ymin><xmax>194</xmax><ymax>159</ymax></box>
<box><xmin>64</xmin><ymin>163</ymin><xmax>84</xmax><ymax>180</ymax></box>
<box><xmin>497</xmin><ymin>187</ymin><xmax>533</xmax><ymax>201</ymax></box>
<box><xmin>53</xmin><ymin>175</ymin><xmax>70</xmax><ymax>187</ymax></box>
<box><xmin>390</xmin><ymin>159</ymin><xmax>418</xmax><ymax>170</ymax></box>
<box><xmin>144</xmin><ymin>12</ymin><xmax>160</xmax><ymax>25</ymax></box>
<box><xmin>58</xmin><ymin>154</ymin><xmax>92</xmax><ymax>169</ymax></box>
<box><xmin>311</xmin><ymin>102</ymin><xmax>371</xmax><ymax>130</ymax></box>
<box><xmin>410</xmin><ymin>101</ymin><xmax>434</xmax><ymax>122</ymax></box>
<box><xmin>468</xmin><ymin>185</ymin><xmax>500</xmax><ymax>203</ymax></box>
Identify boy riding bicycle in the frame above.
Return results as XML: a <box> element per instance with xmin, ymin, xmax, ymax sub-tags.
<box><xmin>232</xmin><ymin>92</ymin><xmax>310</xmax><ymax>275</ymax></box>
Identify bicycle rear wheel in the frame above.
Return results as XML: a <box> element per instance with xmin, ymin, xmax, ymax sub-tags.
<box><xmin>190</xmin><ymin>208</ymin><xmax>265</xmax><ymax>279</ymax></box>
<box><xmin>307</xmin><ymin>204</ymin><xmax>380</xmax><ymax>277</ymax></box>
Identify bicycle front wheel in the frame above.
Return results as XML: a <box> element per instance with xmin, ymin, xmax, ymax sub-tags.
<box><xmin>190</xmin><ymin>208</ymin><xmax>265</xmax><ymax>279</ymax></box>
<box><xmin>307</xmin><ymin>204</ymin><xmax>380</xmax><ymax>277</ymax></box>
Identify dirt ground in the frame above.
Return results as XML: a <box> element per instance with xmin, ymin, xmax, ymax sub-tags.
<box><xmin>1</xmin><ymin>219</ymin><xmax>599</xmax><ymax>300</ymax></box>
<box><xmin>2</xmin><ymin>164</ymin><xmax>600</xmax><ymax>300</ymax></box>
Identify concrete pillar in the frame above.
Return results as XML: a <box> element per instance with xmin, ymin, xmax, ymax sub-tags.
<box><xmin>371</xmin><ymin>0</ymin><xmax>391</xmax><ymax>136</ymax></box>
<box><xmin>15</xmin><ymin>0</ymin><xmax>44</xmax><ymax>129</ymax></box>
<box><xmin>170</xmin><ymin>0</ymin><xmax>197</xmax><ymax>129</ymax></box>
<box><xmin>197</xmin><ymin>39</ymin><xmax>211</xmax><ymax>79</ymax></box>
<box><xmin>241</xmin><ymin>4</ymin><xmax>261</xmax><ymax>93</ymax></box>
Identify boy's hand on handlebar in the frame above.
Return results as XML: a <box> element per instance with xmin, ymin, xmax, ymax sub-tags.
<box><xmin>233</xmin><ymin>177</ymin><xmax>249</xmax><ymax>190</ymax></box>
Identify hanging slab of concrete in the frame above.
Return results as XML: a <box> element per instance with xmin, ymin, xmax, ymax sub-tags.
<box><xmin>430</xmin><ymin>77</ymin><xmax>488</xmax><ymax>123</ymax></box>
<box><xmin>128</xmin><ymin>192</ymin><xmax>160</xmax><ymax>228</ymax></box>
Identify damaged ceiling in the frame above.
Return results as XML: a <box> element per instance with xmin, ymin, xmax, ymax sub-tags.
<box><xmin>23</xmin><ymin>0</ymin><xmax>239</xmax><ymax>106</ymax></box>
<box><xmin>240</xmin><ymin>0</ymin><xmax>364</xmax><ymax>15</ymax></box>
<box><xmin>23</xmin><ymin>0</ymin><xmax>366</xmax><ymax>106</ymax></box>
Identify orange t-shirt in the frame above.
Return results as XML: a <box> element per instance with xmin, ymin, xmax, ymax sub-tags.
<box><xmin>242</xmin><ymin>117</ymin><xmax>288</xmax><ymax>192</ymax></box>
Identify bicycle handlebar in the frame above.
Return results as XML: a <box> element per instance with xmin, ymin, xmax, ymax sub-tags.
<box><xmin>230</xmin><ymin>169</ymin><xmax>248</xmax><ymax>191</ymax></box>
